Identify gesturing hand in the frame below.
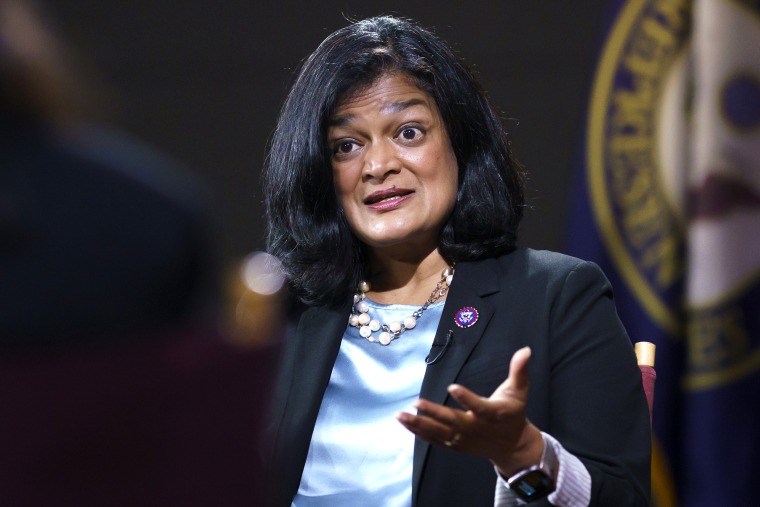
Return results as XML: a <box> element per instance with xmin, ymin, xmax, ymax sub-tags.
<box><xmin>396</xmin><ymin>346</ymin><xmax>544</xmax><ymax>477</ymax></box>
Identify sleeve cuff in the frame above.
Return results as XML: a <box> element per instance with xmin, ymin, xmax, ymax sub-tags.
<box><xmin>494</xmin><ymin>432</ymin><xmax>591</xmax><ymax>507</ymax></box>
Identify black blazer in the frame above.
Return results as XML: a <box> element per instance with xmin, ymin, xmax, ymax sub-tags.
<box><xmin>266</xmin><ymin>248</ymin><xmax>651</xmax><ymax>506</ymax></box>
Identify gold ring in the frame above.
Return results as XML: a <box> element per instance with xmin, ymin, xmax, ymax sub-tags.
<box><xmin>444</xmin><ymin>432</ymin><xmax>462</xmax><ymax>447</ymax></box>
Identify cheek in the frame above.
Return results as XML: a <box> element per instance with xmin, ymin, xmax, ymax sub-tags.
<box><xmin>332</xmin><ymin>168</ymin><xmax>356</xmax><ymax>203</ymax></box>
<box><xmin>332</xmin><ymin>171</ymin><xmax>366</xmax><ymax>233</ymax></box>
<box><xmin>439</xmin><ymin>152</ymin><xmax>459</xmax><ymax>203</ymax></box>
<box><xmin>441</xmin><ymin>180</ymin><xmax>458</xmax><ymax>218</ymax></box>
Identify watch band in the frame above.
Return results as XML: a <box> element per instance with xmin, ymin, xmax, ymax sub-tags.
<box><xmin>507</xmin><ymin>435</ymin><xmax>557</xmax><ymax>502</ymax></box>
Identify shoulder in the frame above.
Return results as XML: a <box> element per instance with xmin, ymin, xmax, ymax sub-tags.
<box><xmin>8</xmin><ymin>125</ymin><xmax>208</xmax><ymax>228</ymax></box>
<box><xmin>489</xmin><ymin>248</ymin><xmax>607</xmax><ymax>285</ymax></box>
<box><xmin>65</xmin><ymin>126</ymin><xmax>207</xmax><ymax>214</ymax></box>
<box><xmin>281</xmin><ymin>290</ymin><xmax>351</xmax><ymax>334</ymax></box>
<box><xmin>455</xmin><ymin>248</ymin><xmax>613</xmax><ymax>309</ymax></box>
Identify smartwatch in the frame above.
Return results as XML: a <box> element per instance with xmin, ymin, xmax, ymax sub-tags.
<box><xmin>507</xmin><ymin>436</ymin><xmax>557</xmax><ymax>502</ymax></box>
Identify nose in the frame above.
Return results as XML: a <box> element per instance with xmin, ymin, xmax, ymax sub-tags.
<box><xmin>362</xmin><ymin>139</ymin><xmax>401</xmax><ymax>181</ymax></box>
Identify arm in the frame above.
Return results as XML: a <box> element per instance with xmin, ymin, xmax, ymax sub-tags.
<box><xmin>398</xmin><ymin>348</ymin><xmax>591</xmax><ymax>507</ymax></box>
<box><xmin>397</xmin><ymin>261</ymin><xmax>650</xmax><ymax>506</ymax></box>
<box><xmin>494</xmin><ymin>432</ymin><xmax>591</xmax><ymax>506</ymax></box>
<box><xmin>541</xmin><ymin>261</ymin><xmax>651</xmax><ymax>505</ymax></box>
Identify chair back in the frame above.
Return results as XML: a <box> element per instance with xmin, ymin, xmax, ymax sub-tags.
<box><xmin>634</xmin><ymin>341</ymin><xmax>656</xmax><ymax>425</ymax></box>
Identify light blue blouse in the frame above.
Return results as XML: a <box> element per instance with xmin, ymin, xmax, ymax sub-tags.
<box><xmin>292</xmin><ymin>299</ymin><xmax>445</xmax><ymax>507</ymax></box>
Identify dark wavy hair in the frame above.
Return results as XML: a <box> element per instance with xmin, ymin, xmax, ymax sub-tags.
<box><xmin>263</xmin><ymin>16</ymin><xmax>525</xmax><ymax>307</ymax></box>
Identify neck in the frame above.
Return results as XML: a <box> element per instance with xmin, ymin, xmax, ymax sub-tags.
<box><xmin>364</xmin><ymin>248</ymin><xmax>450</xmax><ymax>305</ymax></box>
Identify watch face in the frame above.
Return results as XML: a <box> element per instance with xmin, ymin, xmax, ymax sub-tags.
<box><xmin>510</xmin><ymin>470</ymin><xmax>554</xmax><ymax>501</ymax></box>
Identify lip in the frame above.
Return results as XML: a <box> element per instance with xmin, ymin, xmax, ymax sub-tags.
<box><xmin>364</xmin><ymin>187</ymin><xmax>414</xmax><ymax>211</ymax></box>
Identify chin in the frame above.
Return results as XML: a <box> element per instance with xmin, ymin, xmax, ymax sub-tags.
<box><xmin>362</xmin><ymin>236</ymin><xmax>412</xmax><ymax>250</ymax></box>
<box><xmin>362</xmin><ymin>233</ymin><xmax>440</xmax><ymax>255</ymax></box>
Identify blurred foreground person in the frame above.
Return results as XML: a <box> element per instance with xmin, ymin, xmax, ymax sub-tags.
<box><xmin>0</xmin><ymin>0</ymin><xmax>211</xmax><ymax>349</ymax></box>
<box><xmin>0</xmin><ymin>1</ymin><xmax>279</xmax><ymax>504</ymax></box>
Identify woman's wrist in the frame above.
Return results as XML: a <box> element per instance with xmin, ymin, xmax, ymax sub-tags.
<box><xmin>492</xmin><ymin>422</ymin><xmax>545</xmax><ymax>478</ymax></box>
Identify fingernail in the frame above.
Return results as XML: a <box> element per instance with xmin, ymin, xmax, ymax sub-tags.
<box><xmin>447</xmin><ymin>384</ymin><xmax>460</xmax><ymax>395</ymax></box>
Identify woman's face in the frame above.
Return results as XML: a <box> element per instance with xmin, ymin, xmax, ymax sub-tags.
<box><xmin>327</xmin><ymin>73</ymin><xmax>459</xmax><ymax>255</ymax></box>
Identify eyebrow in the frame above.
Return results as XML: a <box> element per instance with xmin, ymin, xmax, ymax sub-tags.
<box><xmin>327</xmin><ymin>98</ymin><xmax>429</xmax><ymax>127</ymax></box>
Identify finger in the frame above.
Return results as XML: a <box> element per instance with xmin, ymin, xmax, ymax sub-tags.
<box><xmin>413</xmin><ymin>398</ymin><xmax>461</xmax><ymax>427</ymax></box>
<box><xmin>446</xmin><ymin>383</ymin><xmax>488</xmax><ymax>413</ymax></box>
<box><xmin>508</xmin><ymin>346</ymin><xmax>532</xmax><ymax>391</ymax></box>
<box><xmin>396</xmin><ymin>410</ymin><xmax>457</xmax><ymax>445</ymax></box>
<box><xmin>449</xmin><ymin>346</ymin><xmax>532</xmax><ymax>417</ymax></box>
<box><xmin>491</xmin><ymin>346</ymin><xmax>531</xmax><ymax>401</ymax></box>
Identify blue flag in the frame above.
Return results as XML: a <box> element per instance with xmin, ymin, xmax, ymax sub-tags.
<box><xmin>566</xmin><ymin>1</ymin><xmax>760</xmax><ymax>506</ymax></box>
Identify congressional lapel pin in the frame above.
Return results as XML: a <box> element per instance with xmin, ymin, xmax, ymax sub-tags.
<box><xmin>454</xmin><ymin>307</ymin><xmax>479</xmax><ymax>328</ymax></box>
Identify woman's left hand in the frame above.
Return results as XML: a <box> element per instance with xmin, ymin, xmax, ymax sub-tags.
<box><xmin>396</xmin><ymin>346</ymin><xmax>544</xmax><ymax>476</ymax></box>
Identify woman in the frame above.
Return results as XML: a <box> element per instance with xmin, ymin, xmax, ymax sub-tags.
<box><xmin>263</xmin><ymin>16</ymin><xmax>650</xmax><ymax>507</ymax></box>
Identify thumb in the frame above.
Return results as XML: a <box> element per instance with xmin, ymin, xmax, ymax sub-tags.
<box><xmin>491</xmin><ymin>346</ymin><xmax>531</xmax><ymax>402</ymax></box>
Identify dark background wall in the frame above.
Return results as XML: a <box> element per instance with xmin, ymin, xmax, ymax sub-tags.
<box><xmin>45</xmin><ymin>0</ymin><xmax>609</xmax><ymax>263</ymax></box>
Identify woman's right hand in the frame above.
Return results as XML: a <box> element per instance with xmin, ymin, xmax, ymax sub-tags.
<box><xmin>397</xmin><ymin>346</ymin><xmax>547</xmax><ymax>477</ymax></box>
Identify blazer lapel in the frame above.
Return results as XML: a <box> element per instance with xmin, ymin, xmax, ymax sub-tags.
<box><xmin>275</xmin><ymin>301</ymin><xmax>350</xmax><ymax>501</ymax></box>
<box><xmin>412</xmin><ymin>257</ymin><xmax>501</xmax><ymax>502</ymax></box>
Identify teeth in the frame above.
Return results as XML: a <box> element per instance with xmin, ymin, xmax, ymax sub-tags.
<box><xmin>379</xmin><ymin>195</ymin><xmax>401</xmax><ymax>203</ymax></box>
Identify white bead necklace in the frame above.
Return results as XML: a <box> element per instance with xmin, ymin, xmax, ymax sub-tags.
<box><xmin>349</xmin><ymin>265</ymin><xmax>454</xmax><ymax>345</ymax></box>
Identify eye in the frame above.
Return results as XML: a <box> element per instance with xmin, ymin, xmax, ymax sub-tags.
<box><xmin>333</xmin><ymin>140</ymin><xmax>360</xmax><ymax>155</ymax></box>
<box><xmin>397</xmin><ymin>126</ymin><xmax>424</xmax><ymax>142</ymax></box>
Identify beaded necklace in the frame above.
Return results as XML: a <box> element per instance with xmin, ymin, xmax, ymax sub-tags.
<box><xmin>349</xmin><ymin>265</ymin><xmax>454</xmax><ymax>345</ymax></box>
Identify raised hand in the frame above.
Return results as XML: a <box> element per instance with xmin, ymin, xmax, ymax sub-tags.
<box><xmin>396</xmin><ymin>346</ymin><xmax>545</xmax><ymax>477</ymax></box>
